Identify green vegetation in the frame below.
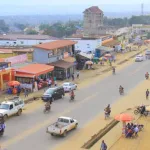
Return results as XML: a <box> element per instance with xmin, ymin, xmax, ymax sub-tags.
<box><xmin>39</xmin><ymin>20</ymin><xmax>83</xmax><ymax>38</ymax></box>
<box><xmin>0</xmin><ymin>20</ymin><xmax>9</xmax><ymax>33</ymax></box>
<box><xmin>147</xmin><ymin>32</ymin><xmax>150</xmax><ymax>39</ymax></box>
<box><xmin>104</xmin><ymin>15</ymin><xmax>150</xmax><ymax>28</ymax></box>
<box><xmin>26</xmin><ymin>29</ymin><xmax>38</xmax><ymax>35</ymax></box>
<box><xmin>14</xmin><ymin>23</ymin><xmax>27</xmax><ymax>30</ymax></box>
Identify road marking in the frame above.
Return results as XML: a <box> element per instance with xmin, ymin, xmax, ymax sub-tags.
<box><xmin>1</xmin><ymin>93</ymin><xmax>98</xmax><ymax>148</ymax></box>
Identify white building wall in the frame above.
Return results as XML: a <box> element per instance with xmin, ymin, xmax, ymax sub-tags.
<box><xmin>65</xmin><ymin>38</ymin><xmax>102</xmax><ymax>52</ymax></box>
<box><xmin>0</xmin><ymin>39</ymin><xmax>56</xmax><ymax>46</ymax></box>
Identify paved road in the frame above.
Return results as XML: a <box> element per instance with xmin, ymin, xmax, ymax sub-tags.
<box><xmin>1</xmin><ymin>60</ymin><xmax>150</xmax><ymax>150</ymax></box>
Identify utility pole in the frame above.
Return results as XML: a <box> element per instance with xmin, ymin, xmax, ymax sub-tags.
<box><xmin>141</xmin><ymin>3</ymin><xmax>144</xmax><ymax>16</ymax></box>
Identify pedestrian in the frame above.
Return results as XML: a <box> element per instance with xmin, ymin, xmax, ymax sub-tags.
<box><xmin>100</xmin><ymin>140</ymin><xmax>107</xmax><ymax>150</ymax></box>
<box><xmin>76</xmin><ymin>71</ymin><xmax>80</xmax><ymax>79</ymax></box>
<box><xmin>67</xmin><ymin>73</ymin><xmax>70</xmax><ymax>80</ymax></box>
<box><xmin>146</xmin><ymin>89</ymin><xmax>149</xmax><ymax>100</ymax></box>
<box><xmin>54</xmin><ymin>80</ymin><xmax>57</xmax><ymax>87</ymax></box>
<box><xmin>24</xmin><ymin>88</ymin><xmax>28</xmax><ymax>98</ymax></box>
<box><xmin>48</xmin><ymin>79</ymin><xmax>52</xmax><ymax>88</ymax></box>
<box><xmin>17</xmin><ymin>85</ymin><xmax>21</xmax><ymax>96</ymax></box>
<box><xmin>72</xmin><ymin>74</ymin><xmax>74</xmax><ymax>81</ymax></box>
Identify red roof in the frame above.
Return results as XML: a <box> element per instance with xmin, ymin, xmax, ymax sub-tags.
<box><xmin>0</xmin><ymin>49</ymin><xmax>13</xmax><ymax>53</ymax></box>
<box><xmin>16</xmin><ymin>64</ymin><xmax>54</xmax><ymax>76</ymax></box>
<box><xmin>84</xmin><ymin>6</ymin><xmax>103</xmax><ymax>13</ymax></box>
<box><xmin>33</xmin><ymin>40</ymin><xmax>77</xmax><ymax>51</ymax></box>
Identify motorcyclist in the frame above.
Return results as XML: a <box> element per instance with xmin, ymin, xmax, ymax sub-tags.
<box><xmin>45</xmin><ymin>101</ymin><xmax>51</xmax><ymax>110</ymax></box>
<box><xmin>145</xmin><ymin>72</ymin><xmax>149</xmax><ymax>79</ymax></box>
<box><xmin>119</xmin><ymin>85</ymin><xmax>124</xmax><ymax>94</ymax></box>
<box><xmin>140</xmin><ymin>105</ymin><xmax>146</xmax><ymax>115</ymax></box>
<box><xmin>104</xmin><ymin>104</ymin><xmax>111</xmax><ymax>119</ymax></box>
<box><xmin>70</xmin><ymin>90</ymin><xmax>75</xmax><ymax>100</ymax></box>
<box><xmin>112</xmin><ymin>67</ymin><xmax>115</xmax><ymax>74</ymax></box>
<box><xmin>0</xmin><ymin>113</ymin><xmax>5</xmax><ymax>135</ymax></box>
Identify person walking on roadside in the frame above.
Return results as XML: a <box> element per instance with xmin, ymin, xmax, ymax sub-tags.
<box><xmin>24</xmin><ymin>88</ymin><xmax>28</xmax><ymax>98</ymax></box>
<box><xmin>76</xmin><ymin>71</ymin><xmax>80</xmax><ymax>79</ymax></box>
<box><xmin>72</xmin><ymin>74</ymin><xmax>74</xmax><ymax>81</ymax></box>
<box><xmin>100</xmin><ymin>140</ymin><xmax>107</xmax><ymax>150</ymax></box>
<box><xmin>54</xmin><ymin>80</ymin><xmax>57</xmax><ymax>87</ymax></box>
<box><xmin>48</xmin><ymin>78</ymin><xmax>52</xmax><ymax>88</ymax></box>
<box><xmin>146</xmin><ymin>89</ymin><xmax>149</xmax><ymax>100</ymax></box>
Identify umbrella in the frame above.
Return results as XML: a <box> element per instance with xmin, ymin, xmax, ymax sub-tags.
<box><xmin>85</xmin><ymin>61</ymin><xmax>93</xmax><ymax>65</ymax></box>
<box><xmin>8</xmin><ymin>81</ymin><xmax>20</xmax><ymax>86</ymax></box>
<box><xmin>115</xmin><ymin>113</ymin><xmax>134</xmax><ymax>122</ymax></box>
<box><xmin>105</xmin><ymin>54</ymin><xmax>112</xmax><ymax>57</ymax></box>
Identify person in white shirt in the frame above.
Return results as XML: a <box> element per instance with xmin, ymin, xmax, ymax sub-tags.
<box><xmin>134</xmin><ymin>125</ymin><xmax>139</xmax><ymax>137</ymax></box>
<box><xmin>48</xmin><ymin>79</ymin><xmax>52</xmax><ymax>87</ymax></box>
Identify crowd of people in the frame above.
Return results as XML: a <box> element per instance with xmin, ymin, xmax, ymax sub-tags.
<box><xmin>123</xmin><ymin>123</ymin><xmax>144</xmax><ymax>138</ymax></box>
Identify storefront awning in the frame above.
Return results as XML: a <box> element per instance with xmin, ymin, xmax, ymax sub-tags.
<box><xmin>102</xmin><ymin>40</ymin><xmax>120</xmax><ymax>47</ymax></box>
<box><xmin>16</xmin><ymin>64</ymin><xmax>54</xmax><ymax>77</ymax></box>
<box><xmin>50</xmin><ymin>60</ymin><xmax>74</xmax><ymax>69</ymax></box>
<box><xmin>15</xmin><ymin>73</ymin><xmax>35</xmax><ymax>78</ymax></box>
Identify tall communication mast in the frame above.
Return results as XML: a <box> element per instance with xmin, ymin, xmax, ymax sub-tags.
<box><xmin>141</xmin><ymin>3</ymin><xmax>144</xmax><ymax>16</ymax></box>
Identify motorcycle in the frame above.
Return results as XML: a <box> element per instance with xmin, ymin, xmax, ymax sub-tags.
<box><xmin>145</xmin><ymin>74</ymin><xmax>149</xmax><ymax>80</ymax></box>
<box><xmin>70</xmin><ymin>95</ymin><xmax>75</xmax><ymax>101</ymax></box>
<box><xmin>0</xmin><ymin>124</ymin><xmax>5</xmax><ymax>136</ymax></box>
<box><xmin>43</xmin><ymin>105</ymin><xmax>51</xmax><ymax>113</ymax></box>
<box><xmin>134</xmin><ymin>106</ymin><xmax>148</xmax><ymax>116</ymax></box>
<box><xmin>119</xmin><ymin>88</ymin><xmax>124</xmax><ymax>95</ymax></box>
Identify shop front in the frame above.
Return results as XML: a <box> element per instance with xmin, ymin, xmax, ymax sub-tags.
<box><xmin>0</xmin><ymin>62</ymin><xmax>14</xmax><ymax>91</ymax></box>
<box><xmin>15</xmin><ymin>64</ymin><xmax>54</xmax><ymax>92</ymax></box>
<box><xmin>50</xmin><ymin>60</ymin><xmax>75</xmax><ymax>80</ymax></box>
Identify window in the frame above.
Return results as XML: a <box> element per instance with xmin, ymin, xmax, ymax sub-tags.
<box><xmin>20</xmin><ymin>41</ymin><xmax>24</xmax><ymax>44</ymax></box>
<box><xmin>10</xmin><ymin>104</ymin><xmax>13</xmax><ymax>110</ymax></box>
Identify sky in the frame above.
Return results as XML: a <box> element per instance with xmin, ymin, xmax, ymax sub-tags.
<box><xmin>0</xmin><ymin>0</ymin><xmax>150</xmax><ymax>5</ymax></box>
<box><xmin>0</xmin><ymin>0</ymin><xmax>150</xmax><ymax>15</ymax></box>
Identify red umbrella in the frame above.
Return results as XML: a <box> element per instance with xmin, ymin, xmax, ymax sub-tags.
<box><xmin>8</xmin><ymin>81</ymin><xmax>20</xmax><ymax>86</ymax></box>
<box><xmin>115</xmin><ymin>113</ymin><xmax>134</xmax><ymax>122</ymax></box>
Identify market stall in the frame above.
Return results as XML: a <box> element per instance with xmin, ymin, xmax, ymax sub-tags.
<box><xmin>15</xmin><ymin>64</ymin><xmax>54</xmax><ymax>91</ymax></box>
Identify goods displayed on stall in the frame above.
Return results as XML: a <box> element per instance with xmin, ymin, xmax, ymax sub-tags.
<box><xmin>7</xmin><ymin>81</ymin><xmax>21</xmax><ymax>94</ymax></box>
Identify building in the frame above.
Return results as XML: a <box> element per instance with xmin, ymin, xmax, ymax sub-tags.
<box><xmin>15</xmin><ymin>63</ymin><xmax>54</xmax><ymax>91</ymax></box>
<box><xmin>65</xmin><ymin>38</ymin><xmax>102</xmax><ymax>52</ymax></box>
<box><xmin>33</xmin><ymin>40</ymin><xmax>77</xmax><ymax>80</ymax></box>
<box><xmin>132</xmin><ymin>24</ymin><xmax>150</xmax><ymax>34</ymax></box>
<box><xmin>83</xmin><ymin>6</ymin><xmax>106</xmax><ymax>36</ymax></box>
<box><xmin>33</xmin><ymin>40</ymin><xmax>76</xmax><ymax>64</ymax></box>
<box><xmin>0</xmin><ymin>34</ymin><xmax>59</xmax><ymax>47</ymax></box>
<box><xmin>0</xmin><ymin>62</ymin><xmax>15</xmax><ymax>91</ymax></box>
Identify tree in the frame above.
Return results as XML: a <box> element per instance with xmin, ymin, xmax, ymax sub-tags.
<box><xmin>14</xmin><ymin>23</ymin><xmax>26</xmax><ymax>30</ymax></box>
<box><xmin>0</xmin><ymin>20</ymin><xmax>9</xmax><ymax>33</ymax></box>
<box><xmin>147</xmin><ymin>33</ymin><xmax>150</xmax><ymax>39</ymax></box>
<box><xmin>26</xmin><ymin>29</ymin><xmax>38</xmax><ymax>35</ymax></box>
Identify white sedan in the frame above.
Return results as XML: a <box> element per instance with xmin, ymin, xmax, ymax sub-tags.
<box><xmin>62</xmin><ymin>82</ymin><xmax>77</xmax><ymax>92</ymax></box>
<box><xmin>135</xmin><ymin>55</ymin><xmax>144</xmax><ymax>62</ymax></box>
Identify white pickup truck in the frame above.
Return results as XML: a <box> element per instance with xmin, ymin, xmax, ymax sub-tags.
<box><xmin>46</xmin><ymin>116</ymin><xmax>78</xmax><ymax>137</ymax></box>
<box><xmin>0</xmin><ymin>97</ymin><xmax>24</xmax><ymax>120</ymax></box>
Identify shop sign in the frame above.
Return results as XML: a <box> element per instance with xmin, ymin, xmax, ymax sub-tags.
<box><xmin>63</xmin><ymin>52</ymin><xmax>69</xmax><ymax>58</ymax></box>
<box><xmin>5</xmin><ymin>54</ymin><xmax>28</xmax><ymax>65</ymax></box>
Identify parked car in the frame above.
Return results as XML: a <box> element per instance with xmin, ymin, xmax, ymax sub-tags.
<box><xmin>42</xmin><ymin>86</ymin><xmax>65</xmax><ymax>102</ymax></box>
<box><xmin>135</xmin><ymin>55</ymin><xmax>144</xmax><ymax>62</ymax></box>
<box><xmin>62</xmin><ymin>82</ymin><xmax>77</xmax><ymax>92</ymax></box>
<box><xmin>46</xmin><ymin>116</ymin><xmax>78</xmax><ymax>137</ymax></box>
<box><xmin>0</xmin><ymin>97</ymin><xmax>24</xmax><ymax>121</ymax></box>
<box><xmin>145</xmin><ymin>50</ymin><xmax>150</xmax><ymax>59</ymax></box>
